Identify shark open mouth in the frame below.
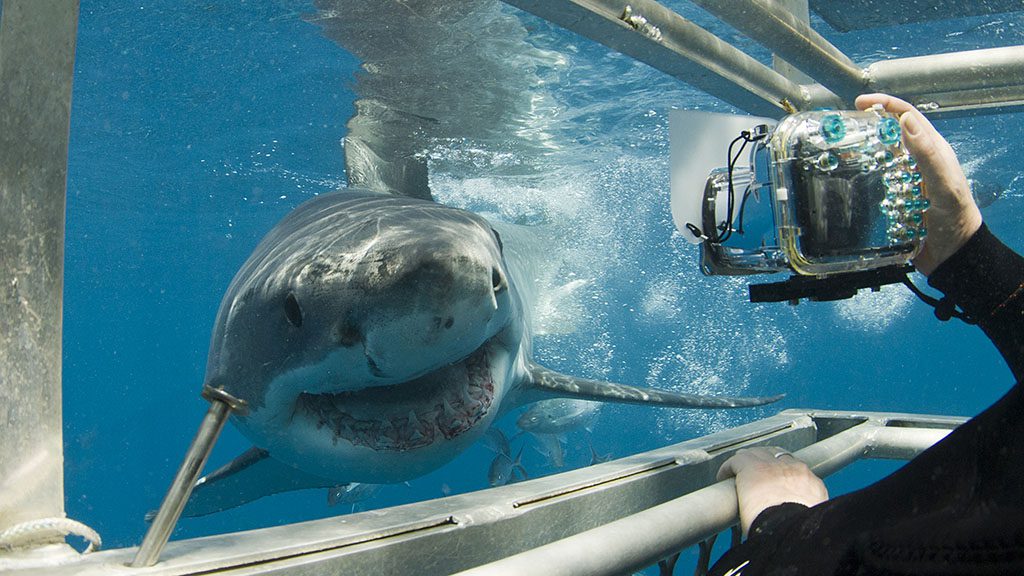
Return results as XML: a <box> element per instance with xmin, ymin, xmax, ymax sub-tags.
<box><xmin>295</xmin><ymin>344</ymin><xmax>495</xmax><ymax>452</ymax></box>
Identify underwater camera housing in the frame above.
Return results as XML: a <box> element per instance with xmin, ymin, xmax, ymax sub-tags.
<box><xmin>671</xmin><ymin>106</ymin><xmax>927</xmax><ymax>303</ymax></box>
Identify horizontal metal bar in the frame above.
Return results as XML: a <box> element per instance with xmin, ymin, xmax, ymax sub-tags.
<box><xmin>453</xmin><ymin>476</ymin><xmax>742</xmax><ymax>576</ymax></box>
<box><xmin>911</xmin><ymin>86</ymin><xmax>1024</xmax><ymax>119</ymax></box>
<box><xmin>500</xmin><ymin>0</ymin><xmax>837</xmax><ymax>116</ymax></box>
<box><xmin>691</xmin><ymin>0</ymin><xmax>864</xmax><ymax>98</ymax></box>
<box><xmin>784</xmin><ymin>408</ymin><xmax>967</xmax><ymax>431</ymax></box>
<box><xmin>454</xmin><ymin>420</ymin><xmax>883</xmax><ymax>576</ymax></box>
<box><xmin>865</xmin><ymin>427</ymin><xmax>952</xmax><ymax>460</ymax></box>
<box><xmin>809</xmin><ymin>0</ymin><xmax>1024</xmax><ymax>32</ymax></box>
<box><xmin>868</xmin><ymin>46</ymin><xmax>1024</xmax><ymax>95</ymax></box>
<box><xmin>11</xmin><ymin>412</ymin><xmax>818</xmax><ymax>575</ymax></box>
<box><xmin>503</xmin><ymin>0</ymin><xmax>1023</xmax><ymax>116</ymax></box>
<box><xmin>12</xmin><ymin>410</ymin><xmax>957</xmax><ymax>576</ymax></box>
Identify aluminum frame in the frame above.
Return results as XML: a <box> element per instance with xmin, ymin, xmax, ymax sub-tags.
<box><xmin>500</xmin><ymin>0</ymin><xmax>1024</xmax><ymax>118</ymax></box>
<box><xmin>8</xmin><ymin>409</ymin><xmax>964</xmax><ymax>576</ymax></box>
<box><xmin>0</xmin><ymin>0</ymin><xmax>78</xmax><ymax>541</ymax></box>
<box><xmin>2</xmin><ymin>1</ymin><xmax>1012</xmax><ymax>573</ymax></box>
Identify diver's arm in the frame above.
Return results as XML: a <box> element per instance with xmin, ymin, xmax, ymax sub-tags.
<box><xmin>710</xmin><ymin>94</ymin><xmax>1024</xmax><ymax>575</ymax></box>
<box><xmin>709</xmin><ymin>226</ymin><xmax>1024</xmax><ymax>576</ymax></box>
<box><xmin>927</xmin><ymin>224</ymin><xmax>1024</xmax><ymax>380</ymax></box>
<box><xmin>855</xmin><ymin>94</ymin><xmax>1022</xmax><ymax>379</ymax></box>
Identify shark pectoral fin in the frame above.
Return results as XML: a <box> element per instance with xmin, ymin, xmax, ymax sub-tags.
<box><xmin>179</xmin><ymin>446</ymin><xmax>338</xmax><ymax>518</ymax></box>
<box><xmin>524</xmin><ymin>362</ymin><xmax>785</xmax><ymax>409</ymax></box>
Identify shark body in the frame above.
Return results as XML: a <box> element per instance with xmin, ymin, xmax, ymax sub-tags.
<box><xmin>184</xmin><ymin>189</ymin><xmax>781</xmax><ymax>516</ymax></box>
<box><xmin>181</xmin><ymin>0</ymin><xmax>785</xmax><ymax>517</ymax></box>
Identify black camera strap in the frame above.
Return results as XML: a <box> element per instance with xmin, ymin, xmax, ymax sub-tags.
<box><xmin>900</xmin><ymin>274</ymin><xmax>977</xmax><ymax>324</ymax></box>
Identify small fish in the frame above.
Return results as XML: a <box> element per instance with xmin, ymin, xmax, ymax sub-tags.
<box><xmin>588</xmin><ymin>439</ymin><xmax>613</xmax><ymax>466</ymax></box>
<box><xmin>327</xmin><ymin>482</ymin><xmax>382</xmax><ymax>507</ymax></box>
<box><xmin>482</xmin><ymin>427</ymin><xmax>511</xmax><ymax>456</ymax></box>
<box><xmin>517</xmin><ymin>399</ymin><xmax>601</xmax><ymax>435</ymax></box>
<box><xmin>531</xmin><ymin>433</ymin><xmax>565</xmax><ymax>468</ymax></box>
<box><xmin>488</xmin><ymin>446</ymin><xmax>527</xmax><ymax>487</ymax></box>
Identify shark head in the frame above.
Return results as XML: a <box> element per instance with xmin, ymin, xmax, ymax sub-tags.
<box><xmin>204</xmin><ymin>190</ymin><xmax>528</xmax><ymax>482</ymax></box>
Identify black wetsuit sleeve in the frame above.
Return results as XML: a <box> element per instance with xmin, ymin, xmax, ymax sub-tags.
<box><xmin>927</xmin><ymin>224</ymin><xmax>1024</xmax><ymax>380</ymax></box>
<box><xmin>709</xmin><ymin>223</ymin><xmax>1024</xmax><ymax>576</ymax></box>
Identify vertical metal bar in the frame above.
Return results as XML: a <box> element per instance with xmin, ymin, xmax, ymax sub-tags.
<box><xmin>131</xmin><ymin>393</ymin><xmax>236</xmax><ymax>567</ymax></box>
<box><xmin>769</xmin><ymin>0</ymin><xmax>812</xmax><ymax>84</ymax></box>
<box><xmin>0</xmin><ymin>0</ymin><xmax>79</xmax><ymax>537</ymax></box>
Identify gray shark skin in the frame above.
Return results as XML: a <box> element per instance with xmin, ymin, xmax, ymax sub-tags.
<box><xmin>185</xmin><ymin>188</ymin><xmax>782</xmax><ymax>516</ymax></box>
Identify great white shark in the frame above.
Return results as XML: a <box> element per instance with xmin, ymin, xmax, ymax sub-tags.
<box><xmin>181</xmin><ymin>0</ymin><xmax>784</xmax><ymax>517</ymax></box>
<box><xmin>184</xmin><ymin>189</ymin><xmax>782</xmax><ymax>516</ymax></box>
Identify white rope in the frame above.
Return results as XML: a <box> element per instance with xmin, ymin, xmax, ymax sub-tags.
<box><xmin>0</xmin><ymin>517</ymin><xmax>102</xmax><ymax>554</ymax></box>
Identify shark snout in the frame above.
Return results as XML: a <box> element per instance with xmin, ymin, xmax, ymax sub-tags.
<box><xmin>325</xmin><ymin>261</ymin><xmax>507</xmax><ymax>383</ymax></box>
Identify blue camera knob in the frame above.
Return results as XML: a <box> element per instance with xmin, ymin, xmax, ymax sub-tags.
<box><xmin>877</xmin><ymin>117</ymin><xmax>901</xmax><ymax>146</ymax></box>
<box><xmin>820</xmin><ymin>114</ymin><xmax>846</xmax><ymax>143</ymax></box>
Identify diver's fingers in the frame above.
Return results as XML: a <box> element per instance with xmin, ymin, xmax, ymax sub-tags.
<box><xmin>853</xmin><ymin>94</ymin><xmax>958</xmax><ymax>189</ymax></box>
<box><xmin>900</xmin><ymin>111</ymin><xmax>960</xmax><ymax>191</ymax></box>
<box><xmin>854</xmin><ymin>93</ymin><xmax>916</xmax><ymax>114</ymax></box>
<box><xmin>854</xmin><ymin>94</ymin><xmax>953</xmax><ymax>176</ymax></box>
<box><xmin>716</xmin><ymin>447</ymin><xmax>774</xmax><ymax>481</ymax></box>
<box><xmin>856</xmin><ymin>93</ymin><xmax>981</xmax><ymax>275</ymax></box>
<box><xmin>854</xmin><ymin>94</ymin><xmax>955</xmax><ymax>183</ymax></box>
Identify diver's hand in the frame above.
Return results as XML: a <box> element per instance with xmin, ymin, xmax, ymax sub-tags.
<box><xmin>716</xmin><ymin>447</ymin><xmax>828</xmax><ymax>537</ymax></box>
<box><xmin>855</xmin><ymin>94</ymin><xmax>982</xmax><ymax>276</ymax></box>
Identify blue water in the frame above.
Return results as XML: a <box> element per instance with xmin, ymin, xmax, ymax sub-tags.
<box><xmin>62</xmin><ymin>0</ymin><xmax>1023</xmax><ymax>569</ymax></box>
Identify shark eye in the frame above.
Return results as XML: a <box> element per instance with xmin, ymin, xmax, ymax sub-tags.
<box><xmin>491</xmin><ymin>267</ymin><xmax>507</xmax><ymax>293</ymax></box>
<box><xmin>284</xmin><ymin>293</ymin><xmax>303</xmax><ymax>328</ymax></box>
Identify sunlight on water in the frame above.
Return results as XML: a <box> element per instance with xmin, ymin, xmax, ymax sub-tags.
<box><xmin>431</xmin><ymin>90</ymin><xmax>795</xmax><ymax>443</ymax></box>
<box><xmin>642</xmin><ymin>274</ymin><xmax>791</xmax><ymax>437</ymax></box>
<box><xmin>833</xmin><ymin>283</ymin><xmax>915</xmax><ymax>333</ymax></box>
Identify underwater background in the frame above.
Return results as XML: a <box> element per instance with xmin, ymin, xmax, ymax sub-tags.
<box><xmin>62</xmin><ymin>0</ymin><xmax>1023</xmax><ymax>571</ymax></box>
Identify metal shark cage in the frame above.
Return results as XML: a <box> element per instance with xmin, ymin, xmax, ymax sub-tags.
<box><xmin>0</xmin><ymin>0</ymin><xmax>1019</xmax><ymax>574</ymax></box>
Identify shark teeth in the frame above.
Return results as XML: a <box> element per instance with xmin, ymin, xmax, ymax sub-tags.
<box><xmin>296</xmin><ymin>345</ymin><xmax>495</xmax><ymax>451</ymax></box>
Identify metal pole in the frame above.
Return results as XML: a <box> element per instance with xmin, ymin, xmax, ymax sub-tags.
<box><xmin>130</xmin><ymin>387</ymin><xmax>246</xmax><ymax>567</ymax></box>
<box><xmin>913</xmin><ymin>86</ymin><xmax>1024</xmax><ymax>118</ymax></box>
<box><xmin>454</xmin><ymin>422</ymin><xmax>878</xmax><ymax>576</ymax></box>
<box><xmin>867</xmin><ymin>46</ymin><xmax>1024</xmax><ymax>95</ymax></box>
<box><xmin>692</xmin><ymin>0</ymin><xmax>865</xmax><ymax>99</ymax></box>
<box><xmin>770</xmin><ymin>0</ymin><xmax>812</xmax><ymax>84</ymax></box>
<box><xmin>0</xmin><ymin>0</ymin><xmax>79</xmax><ymax>538</ymax></box>
<box><xmin>865</xmin><ymin>427</ymin><xmax>951</xmax><ymax>460</ymax></box>
<box><xmin>500</xmin><ymin>0</ymin><xmax>839</xmax><ymax>116</ymax></box>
